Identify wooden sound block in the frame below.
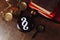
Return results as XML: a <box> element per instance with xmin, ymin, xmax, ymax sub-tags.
<box><xmin>0</xmin><ymin>0</ymin><xmax>60</xmax><ymax>40</ymax></box>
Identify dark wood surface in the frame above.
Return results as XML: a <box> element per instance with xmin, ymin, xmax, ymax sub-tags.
<box><xmin>0</xmin><ymin>0</ymin><xmax>60</xmax><ymax>40</ymax></box>
<box><xmin>32</xmin><ymin>0</ymin><xmax>59</xmax><ymax>11</ymax></box>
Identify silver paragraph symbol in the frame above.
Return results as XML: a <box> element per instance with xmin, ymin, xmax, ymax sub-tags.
<box><xmin>21</xmin><ymin>17</ymin><xmax>29</xmax><ymax>30</ymax></box>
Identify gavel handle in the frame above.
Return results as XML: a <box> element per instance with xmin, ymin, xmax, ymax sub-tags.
<box><xmin>29</xmin><ymin>1</ymin><xmax>55</xmax><ymax>19</ymax></box>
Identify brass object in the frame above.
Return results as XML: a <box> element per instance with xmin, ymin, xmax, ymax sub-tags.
<box><xmin>31</xmin><ymin>10</ymin><xmax>36</xmax><ymax>15</ymax></box>
<box><xmin>20</xmin><ymin>2</ymin><xmax>27</xmax><ymax>11</ymax></box>
<box><xmin>4</xmin><ymin>12</ymin><xmax>13</xmax><ymax>22</ymax></box>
